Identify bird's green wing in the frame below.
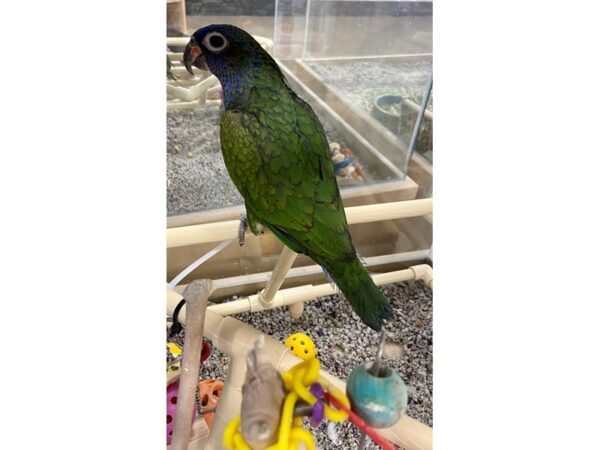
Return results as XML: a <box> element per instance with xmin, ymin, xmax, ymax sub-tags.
<box><xmin>220</xmin><ymin>98</ymin><xmax>355</xmax><ymax>262</ymax></box>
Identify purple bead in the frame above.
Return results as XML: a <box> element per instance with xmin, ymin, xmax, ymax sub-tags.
<box><xmin>310</xmin><ymin>401</ymin><xmax>325</xmax><ymax>427</ymax></box>
<box><xmin>310</xmin><ymin>382</ymin><xmax>324</xmax><ymax>399</ymax></box>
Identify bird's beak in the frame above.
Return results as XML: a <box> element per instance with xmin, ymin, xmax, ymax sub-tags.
<box><xmin>184</xmin><ymin>37</ymin><xmax>207</xmax><ymax>75</ymax></box>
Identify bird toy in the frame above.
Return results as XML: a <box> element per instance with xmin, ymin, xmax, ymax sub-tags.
<box><xmin>223</xmin><ymin>334</ymin><xmax>349</xmax><ymax>450</ymax></box>
<box><xmin>346</xmin><ymin>330</ymin><xmax>408</xmax><ymax>449</ymax></box>
<box><xmin>223</xmin><ymin>333</ymin><xmax>404</xmax><ymax>450</ymax></box>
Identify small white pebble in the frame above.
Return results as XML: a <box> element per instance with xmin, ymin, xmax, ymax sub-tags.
<box><xmin>383</xmin><ymin>341</ymin><xmax>405</xmax><ymax>359</ymax></box>
<box><xmin>327</xmin><ymin>422</ymin><xmax>340</xmax><ymax>445</ymax></box>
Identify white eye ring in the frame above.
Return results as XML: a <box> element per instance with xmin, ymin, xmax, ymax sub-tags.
<box><xmin>202</xmin><ymin>31</ymin><xmax>228</xmax><ymax>53</ymax></box>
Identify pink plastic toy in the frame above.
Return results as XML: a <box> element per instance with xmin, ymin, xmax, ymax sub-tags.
<box><xmin>167</xmin><ymin>380</ymin><xmax>197</xmax><ymax>444</ymax></box>
<box><xmin>166</xmin><ymin>341</ymin><xmax>212</xmax><ymax>444</ymax></box>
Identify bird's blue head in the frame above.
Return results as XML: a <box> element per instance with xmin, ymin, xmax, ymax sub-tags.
<box><xmin>184</xmin><ymin>24</ymin><xmax>270</xmax><ymax>106</ymax></box>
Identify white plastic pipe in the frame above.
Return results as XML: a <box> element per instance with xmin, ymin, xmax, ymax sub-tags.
<box><xmin>288</xmin><ymin>301</ymin><xmax>304</xmax><ymax>319</ymax></box>
<box><xmin>167</xmin><ymin>75</ymin><xmax>219</xmax><ymax>102</ymax></box>
<box><xmin>205</xmin><ymin>249</ymin><xmax>432</xmax><ymax>293</ymax></box>
<box><xmin>207</xmin><ymin>266</ymin><xmax>430</xmax><ymax>316</ymax></box>
<box><xmin>167</xmin><ymin>198</ymin><xmax>433</xmax><ymax>248</ymax></box>
<box><xmin>410</xmin><ymin>263</ymin><xmax>433</xmax><ymax>288</ymax></box>
<box><xmin>166</xmin><ymin>289</ymin><xmax>433</xmax><ymax>450</ymax></box>
<box><xmin>257</xmin><ymin>245</ymin><xmax>298</xmax><ymax>307</ymax></box>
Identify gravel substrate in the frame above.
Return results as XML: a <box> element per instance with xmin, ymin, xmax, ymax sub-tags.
<box><xmin>307</xmin><ymin>60</ymin><xmax>433</xmax><ymax>115</ymax></box>
<box><xmin>168</xmin><ymin>104</ymin><xmax>370</xmax><ymax>217</ymax></box>
<box><xmin>167</xmin><ymin>105</ymin><xmax>244</xmax><ymax>216</ymax></box>
<box><xmin>195</xmin><ymin>280</ymin><xmax>432</xmax><ymax>449</ymax></box>
<box><xmin>306</xmin><ymin>60</ymin><xmax>434</xmax><ymax>162</ymax></box>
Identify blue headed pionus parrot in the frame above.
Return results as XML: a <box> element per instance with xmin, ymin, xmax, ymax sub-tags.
<box><xmin>184</xmin><ymin>24</ymin><xmax>393</xmax><ymax>330</ymax></box>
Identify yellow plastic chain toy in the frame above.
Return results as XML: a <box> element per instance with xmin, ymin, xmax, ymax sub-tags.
<box><xmin>223</xmin><ymin>354</ymin><xmax>350</xmax><ymax>450</ymax></box>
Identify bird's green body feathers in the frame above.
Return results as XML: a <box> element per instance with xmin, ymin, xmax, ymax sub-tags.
<box><xmin>188</xmin><ymin>24</ymin><xmax>392</xmax><ymax>330</ymax></box>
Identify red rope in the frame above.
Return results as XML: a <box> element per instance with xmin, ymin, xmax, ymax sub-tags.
<box><xmin>323</xmin><ymin>392</ymin><xmax>396</xmax><ymax>450</ymax></box>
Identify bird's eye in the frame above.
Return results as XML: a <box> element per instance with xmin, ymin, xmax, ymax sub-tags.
<box><xmin>202</xmin><ymin>31</ymin><xmax>228</xmax><ymax>53</ymax></box>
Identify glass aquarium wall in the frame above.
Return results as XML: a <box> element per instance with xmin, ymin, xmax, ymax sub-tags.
<box><xmin>275</xmin><ymin>0</ymin><xmax>432</xmax><ymax>59</ymax></box>
<box><xmin>167</xmin><ymin>0</ymin><xmax>432</xmax><ymax>221</ymax></box>
<box><xmin>166</xmin><ymin>0</ymin><xmax>432</xmax><ymax>283</ymax></box>
<box><xmin>275</xmin><ymin>0</ymin><xmax>433</xmax><ymax>183</ymax></box>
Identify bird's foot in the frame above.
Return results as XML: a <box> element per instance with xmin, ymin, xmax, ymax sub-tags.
<box><xmin>238</xmin><ymin>213</ymin><xmax>248</xmax><ymax>246</ymax></box>
<box><xmin>239</xmin><ymin>210</ymin><xmax>265</xmax><ymax>246</ymax></box>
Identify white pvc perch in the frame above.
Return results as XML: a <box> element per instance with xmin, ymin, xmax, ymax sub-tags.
<box><xmin>287</xmin><ymin>299</ymin><xmax>304</xmax><ymax>319</ymax></box>
<box><xmin>167</xmin><ymin>198</ymin><xmax>433</xmax><ymax>248</ymax></box>
<box><xmin>256</xmin><ymin>245</ymin><xmax>300</xmax><ymax>321</ymax></box>
<box><xmin>167</xmin><ymin>76</ymin><xmax>219</xmax><ymax>102</ymax></box>
<box><xmin>194</xmin><ymin>249</ymin><xmax>430</xmax><ymax>294</ymax></box>
<box><xmin>167</xmin><ymin>264</ymin><xmax>434</xmax><ymax>450</ymax></box>
<box><xmin>258</xmin><ymin>246</ymin><xmax>298</xmax><ymax>306</ymax></box>
<box><xmin>207</xmin><ymin>265</ymin><xmax>432</xmax><ymax>316</ymax></box>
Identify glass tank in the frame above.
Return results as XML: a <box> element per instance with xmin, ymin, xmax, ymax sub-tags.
<box><xmin>274</xmin><ymin>0</ymin><xmax>433</xmax><ymax>194</ymax></box>
<box><xmin>167</xmin><ymin>0</ymin><xmax>432</xmax><ymax>221</ymax></box>
<box><xmin>166</xmin><ymin>0</ymin><xmax>432</xmax><ymax>282</ymax></box>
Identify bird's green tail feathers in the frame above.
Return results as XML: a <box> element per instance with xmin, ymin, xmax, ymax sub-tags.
<box><xmin>323</xmin><ymin>257</ymin><xmax>393</xmax><ymax>331</ymax></box>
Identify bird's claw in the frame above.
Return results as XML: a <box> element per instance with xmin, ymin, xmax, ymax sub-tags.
<box><xmin>238</xmin><ymin>213</ymin><xmax>248</xmax><ymax>246</ymax></box>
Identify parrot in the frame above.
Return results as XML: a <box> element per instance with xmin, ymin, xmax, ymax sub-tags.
<box><xmin>183</xmin><ymin>24</ymin><xmax>393</xmax><ymax>330</ymax></box>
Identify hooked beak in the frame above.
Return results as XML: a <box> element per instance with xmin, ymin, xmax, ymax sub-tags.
<box><xmin>183</xmin><ymin>37</ymin><xmax>207</xmax><ymax>75</ymax></box>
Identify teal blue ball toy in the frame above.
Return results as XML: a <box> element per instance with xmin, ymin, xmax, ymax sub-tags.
<box><xmin>346</xmin><ymin>362</ymin><xmax>408</xmax><ymax>428</ymax></box>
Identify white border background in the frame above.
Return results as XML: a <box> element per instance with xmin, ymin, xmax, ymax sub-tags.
<box><xmin>2</xmin><ymin>1</ymin><xmax>599</xmax><ymax>448</ymax></box>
